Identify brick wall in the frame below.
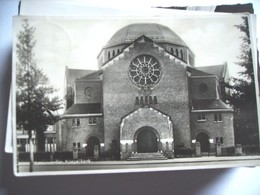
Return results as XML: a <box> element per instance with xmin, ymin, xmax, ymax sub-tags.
<box><xmin>190</xmin><ymin>112</ymin><xmax>234</xmax><ymax>147</ymax></box>
<box><xmin>102</xmin><ymin>38</ymin><xmax>191</xmax><ymax>151</ymax></box>
<box><xmin>190</xmin><ymin>77</ymin><xmax>219</xmax><ymax>99</ymax></box>
<box><xmin>75</xmin><ymin>80</ymin><xmax>102</xmax><ymax>104</ymax></box>
<box><xmin>57</xmin><ymin>117</ymin><xmax>104</xmax><ymax>151</ymax></box>
<box><xmin>120</xmin><ymin>107</ymin><xmax>173</xmax><ymax>159</ymax></box>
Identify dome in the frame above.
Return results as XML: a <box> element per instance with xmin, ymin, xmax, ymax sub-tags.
<box><xmin>105</xmin><ymin>23</ymin><xmax>187</xmax><ymax>48</ymax></box>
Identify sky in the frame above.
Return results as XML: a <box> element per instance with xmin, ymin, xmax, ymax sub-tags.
<box><xmin>13</xmin><ymin>13</ymin><xmax>250</xmax><ymax>102</ymax></box>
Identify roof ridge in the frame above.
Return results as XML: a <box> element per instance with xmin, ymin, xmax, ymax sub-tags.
<box><xmin>197</xmin><ymin>64</ymin><xmax>224</xmax><ymax>68</ymax></box>
<box><xmin>76</xmin><ymin>70</ymin><xmax>101</xmax><ymax>80</ymax></box>
<box><xmin>188</xmin><ymin>66</ymin><xmax>213</xmax><ymax>76</ymax></box>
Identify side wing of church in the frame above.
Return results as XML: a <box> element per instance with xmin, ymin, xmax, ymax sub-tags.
<box><xmin>51</xmin><ymin>23</ymin><xmax>234</xmax><ymax>160</ymax></box>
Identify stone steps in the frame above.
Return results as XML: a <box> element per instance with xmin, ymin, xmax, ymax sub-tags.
<box><xmin>128</xmin><ymin>152</ymin><xmax>167</xmax><ymax>161</ymax></box>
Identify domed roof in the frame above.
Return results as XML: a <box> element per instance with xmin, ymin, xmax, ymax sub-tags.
<box><xmin>105</xmin><ymin>23</ymin><xmax>187</xmax><ymax>48</ymax></box>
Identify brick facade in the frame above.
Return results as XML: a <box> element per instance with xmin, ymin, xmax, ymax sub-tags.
<box><xmin>55</xmin><ymin>117</ymin><xmax>104</xmax><ymax>151</ymax></box>
<box><xmin>75</xmin><ymin>80</ymin><xmax>102</xmax><ymax>104</ymax></box>
<box><xmin>190</xmin><ymin>77</ymin><xmax>219</xmax><ymax>100</ymax></box>
<box><xmin>55</xmin><ymin>23</ymin><xmax>235</xmax><ymax>159</ymax></box>
<box><xmin>190</xmin><ymin>112</ymin><xmax>234</xmax><ymax>147</ymax></box>
<box><xmin>102</xmin><ymin>38</ymin><xmax>191</xmax><ymax>154</ymax></box>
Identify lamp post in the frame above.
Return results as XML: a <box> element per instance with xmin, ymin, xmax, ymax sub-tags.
<box><xmin>25</xmin><ymin>120</ymin><xmax>34</xmax><ymax>172</ymax></box>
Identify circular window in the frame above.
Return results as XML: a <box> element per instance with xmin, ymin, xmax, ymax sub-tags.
<box><xmin>199</xmin><ymin>83</ymin><xmax>208</xmax><ymax>93</ymax></box>
<box><xmin>129</xmin><ymin>54</ymin><xmax>161</xmax><ymax>87</ymax></box>
<box><xmin>84</xmin><ymin>87</ymin><xmax>92</xmax><ymax>97</ymax></box>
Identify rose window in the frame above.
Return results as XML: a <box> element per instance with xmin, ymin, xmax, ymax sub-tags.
<box><xmin>129</xmin><ymin>54</ymin><xmax>162</xmax><ymax>87</ymax></box>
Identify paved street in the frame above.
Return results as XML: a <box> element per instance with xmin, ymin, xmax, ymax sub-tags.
<box><xmin>17</xmin><ymin>155</ymin><xmax>260</xmax><ymax>175</ymax></box>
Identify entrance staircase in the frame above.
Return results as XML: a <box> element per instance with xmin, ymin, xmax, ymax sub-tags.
<box><xmin>128</xmin><ymin>152</ymin><xmax>167</xmax><ymax>161</ymax></box>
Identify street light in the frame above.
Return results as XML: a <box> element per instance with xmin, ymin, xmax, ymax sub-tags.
<box><xmin>24</xmin><ymin>119</ymin><xmax>34</xmax><ymax>172</ymax></box>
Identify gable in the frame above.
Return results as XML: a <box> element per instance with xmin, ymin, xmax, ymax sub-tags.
<box><xmin>65</xmin><ymin>67</ymin><xmax>95</xmax><ymax>86</ymax></box>
<box><xmin>196</xmin><ymin>63</ymin><xmax>228</xmax><ymax>80</ymax></box>
<box><xmin>76</xmin><ymin>70</ymin><xmax>101</xmax><ymax>81</ymax></box>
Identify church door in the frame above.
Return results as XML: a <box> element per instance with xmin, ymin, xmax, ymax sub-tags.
<box><xmin>137</xmin><ymin>127</ymin><xmax>158</xmax><ymax>153</ymax></box>
<box><xmin>196</xmin><ymin>132</ymin><xmax>210</xmax><ymax>153</ymax></box>
<box><xmin>86</xmin><ymin>137</ymin><xmax>100</xmax><ymax>157</ymax></box>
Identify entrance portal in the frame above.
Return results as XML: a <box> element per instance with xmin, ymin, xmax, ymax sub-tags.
<box><xmin>86</xmin><ymin>136</ymin><xmax>100</xmax><ymax>157</ymax></box>
<box><xmin>196</xmin><ymin>132</ymin><xmax>210</xmax><ymax>153</ymax></box>
<box><xmin>136</xmin><ymin>127</ymin><xmax>158</xmax><ymax>153</ymax></box>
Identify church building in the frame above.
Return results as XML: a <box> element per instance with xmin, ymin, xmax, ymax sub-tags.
<box><xmin>52</xmin><ymin>23</ymin><xmax>235</xmax><ymax>160</ymax></box>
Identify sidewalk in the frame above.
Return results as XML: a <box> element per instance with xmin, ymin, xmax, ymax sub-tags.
<box><xmin>20</xmin><ymin>155</ymin><xmax>260</xmax><ymax>165</ymax></box>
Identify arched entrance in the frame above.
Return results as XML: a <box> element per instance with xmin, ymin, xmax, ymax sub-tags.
<box><xmin>86</xmin><ymin>136</ymin><xmax>100</xmax><ymax>157</ymax></box>
<box><xmin>196</xmin><ymin>132</ymin><xmax>210</xmax><ymax>153</ymax></box>
<box><xmin>136</xmin><ymin>127</ymin><xmax>158</xmax><ymax>153</ymax></box>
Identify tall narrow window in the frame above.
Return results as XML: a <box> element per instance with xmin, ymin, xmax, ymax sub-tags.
<box><xmin>112</xmin><ymin>50</ymin><xmax>115</xmax><ymax>56</ymax></box>
<box><xmin>140</xmin><ymin>96</ymin><xmax>144</xmax><ymax>105</ymax></box>
<box><xmin>77</xmin><ymin>118</ymin><xmax>80</xmax><ymax>126</ymax></box>
<box><xmin>220</xmin><ymin>137</ymin><xmax>224</xmax><ymax>144</ymax></box>
<box><xmin>219</xmin><ymin>114</ymin><xmax>222</xmax><ymax>122</ymax></box>
<box><xmin>135</xmin><ymin>97</ymin><xmax>139</xmax><ymax>105</ymax></box>
<box><xmin>153</xmin><ymin>96</ymin><xmax>157</xmax><ymax>104</ymax></box>
<box><xmin>72</xmin><ymin>118</ymin><xmax>76</xmax><ymax>127</ymax></box>
<box><xmin>149</xmin><ymin>96</ymin><xmax>153</xmax><ymax>104</ymax></box>
<box><xmin>108</xmin><ymin>51</ymin><xmax>111</xmax><ymax>59</ymax></box>
<box><xmin>145</xmin><ymin>96</ymin><xmax>148</xmax><ymax>105</ymax></box>
<box><xmin>214</xmin><ymin>114</ymin><xmax>218</xmax><ymax>121</ymax></box>
<box><xmin>117</xmin><ymin>49</ymin><xmax>120</xmax><ymax>53</ymax></box>
<box><xmin>176</xmin><ymin>49</ymin><xmax>179</xmax><ymax>57</ymax></box>
<box><xmin>171</xmin><ymin>48</ymin><xmax>174</xmax><ymax>54</ymax></box>
<box><xmin>180</xmin><ymin>50</ymin><xmax>184</xmax><ymax>60</ymax></box>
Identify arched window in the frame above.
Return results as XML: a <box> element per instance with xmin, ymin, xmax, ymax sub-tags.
<box><xmin>140</xmin><ymin>96</ymin><xmax>144</xmax><ymax>105</ymax></box>
<box><xmin>145</xmin><ymin>96</ymin><xmax>148</xmax><ymax>105</ymax></box>
<box><xmin>153</xmin><ymin>96</ymin><xmax>158</xmax><ymax>104</ymax></box>
<box><xmin>180</xmin><ymin>50</ymin><xmax>184</xmax><ymax>59</ymax></box>
<box><xmin>149</xmin><ymin>96</ymin><xmax>153</xmax><ymax>104</ymax></box>
<box><xmin>175</xmin><ymin>49</ymin><xmax>179</xmax><ymax>57</ymax></box>
<box><xmin>135</xmin><ymin>97</ymin><xmax>139</xmax><ymax>105</ymax></box>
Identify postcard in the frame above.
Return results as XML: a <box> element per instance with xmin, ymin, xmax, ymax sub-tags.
<box><xmin>12</xmin><ymin>14</ymin><xmax>260</xmax><ymax>176</ymax></box>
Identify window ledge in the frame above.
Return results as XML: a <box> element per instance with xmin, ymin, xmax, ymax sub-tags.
<box><xmin>72</xmin><ymin>126</ymin><xmax>81</xmax><ymax>128</ymax></box>
<box><xmin>197</xmin><ymin>120</ymin><xmax>206</xmax><ymax>122</ymax></box>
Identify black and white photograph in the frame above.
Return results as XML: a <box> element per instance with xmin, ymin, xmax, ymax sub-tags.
<box><xmin>12</xmin><ymin>14</ymin><xmax>260</xmax><ymax>176</ymax></box>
